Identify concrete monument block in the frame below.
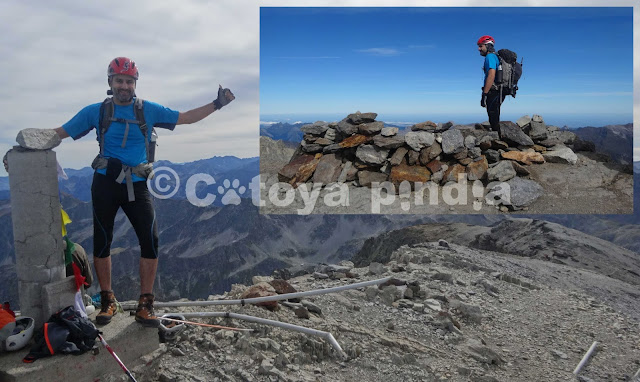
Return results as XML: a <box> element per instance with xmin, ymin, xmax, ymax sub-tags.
<box><xmin>8</xmin><ymin>148</ymin><xmax>64</xmax><ymax>328</ymax></box>
<box><xmin>42</xmin><ymin>276</ymin><xmax>78</xmax><ymax>320</ymax></box>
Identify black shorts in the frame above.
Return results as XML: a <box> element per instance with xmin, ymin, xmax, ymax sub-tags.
<box><xmin>91</xmin><ymin>173</ymin><xmax>159</xmax><ymax>259</ymax></box>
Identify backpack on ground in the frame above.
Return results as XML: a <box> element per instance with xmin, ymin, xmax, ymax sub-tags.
<box><xmin>98</xmin><ymin>97</ymin><xmax>158</xmax><ymax>163</ymax></box>
<box><xmin>23</xmin><ymin>306</ymin><xmax>99</xmax><ymax>363</ymax></box>
<box><xmin>493</xmin><ymin>49</ymin><xmax>523</xmax><ymax>98</ymax></box>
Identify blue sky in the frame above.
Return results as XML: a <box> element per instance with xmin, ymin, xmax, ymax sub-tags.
<box><xmin>260</xmin><ymin>7</ymin><xmax>633</xmax><ymax>128</ymax></box>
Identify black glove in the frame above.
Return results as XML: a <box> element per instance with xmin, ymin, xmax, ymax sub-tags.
<box><xmin>481</xmin><ymin>92</ymin><xmax>488</xmax><ymax>108</ymax></box>
<box><xmin>213</xmin><ymin>85</ymin><xmax>235</xmax><ymax>110</ymax></box>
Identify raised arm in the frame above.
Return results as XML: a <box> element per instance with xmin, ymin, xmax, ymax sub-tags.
<box><xmin>176</xmin><ymin>85</ymin><xmax>235</xmax><ymax>125</ymax></box>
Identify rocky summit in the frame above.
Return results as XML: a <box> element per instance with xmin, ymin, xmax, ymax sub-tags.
<box><xmin>112</xmin><ymin>239</ymin><xmax>640</xmax><ymax>382</ymax></box>
<box><xmin>278</xmin><ymin>113</ymin><xmax>583</xmax><ymax>206</ymax></box>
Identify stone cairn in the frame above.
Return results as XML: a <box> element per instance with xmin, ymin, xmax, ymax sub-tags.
<box><xmin>278</xmin><ymin>112</ymin><xmax>589</xmax><ymax>196</ymax></box>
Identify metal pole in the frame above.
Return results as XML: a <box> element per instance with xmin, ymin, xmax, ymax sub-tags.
<box><xmin>121</xmin><ymin>276</ymin><xmax>392</xmax><ymax>310</ymax></box>
<box><xmin>159</xmin><ymin>316</ymin><xmax>253</xmax><ymax>332</ymax></box>
<box><xmin>179</xmin><ymin>311</ymin><xmax>348</xmax><ymax>360</ymax></box>
<box><xmin>98</xmin><ymin>334</ymin><xmax>138</xmax><ymax>382</ymax></box>
<box><xmin>573</xmin><ymin>341</ymin><xmax>598</xmax><ymax>375</ymax></box>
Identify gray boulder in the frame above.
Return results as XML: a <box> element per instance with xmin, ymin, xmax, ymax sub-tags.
<box><xmin>516</xmin><ymin>115</ymin><xmax>531</xmax><ymax>128</ymax></box>
<box><xmin>441</xmin><ymin>128</ymin><xmax>465</xmax><ymax>154</ymax></box>
<box><xmin>543</xmin><ymin>145</ymin><xmax>578</xmax><ymax>165</ymax></box>
<box><xmin>499</xmin><ymin>121</ymin><xmax>534</xmax><ymax>147</ymax></box>
<box><xmin>389</xmin><ymin>147</ymin><xmax>408</xmax><ymax>166</ymax></box>
<box><xmin>373</xmin><ymin>135</ymin><xmax>405</xmax><ymax>149</ymax></box>
<box><xmin>405</xmin><ymin>131</ymin><xmax>435</xmax><ymax>151</ymax></box>
<box><xmin>356</xmin><ymin>145</ymin><xmax>389</xmax><ymax>165</ymax></box>
<box><xmin>324</xmin><ymin>128</ymin><xmax>337</xmax><ymax>141</ymax></box>
<box><xmin>419</xmin><ymin>142</ymin><xmax>442</xmax><ymax>165</ymax></box>
<box><xmin>487</xmin><ymin>160</ymin><xmax>516</xmax><ymax>182</ymax></box>
<box><xmin>380</xmin><ymin>127</ymin><xmax>399</xmax><ymax>137</ymax></box>
<box><xmin>16</xmin><ymin>128</ymin><xmax>62</xmax><ymax>150</ymax></box>
<box><xmin>312</xmin><ymin>154</ymin><xmax>342</xmax><ymax>184</ymax></box>
<box><xmin>502</xmin><ymin>177</ymin><xmax>544</xmax><ymax>208</ymax></box>
<box><xmin>300</xmin><ymin>122</ymin><xmax>329</xmax><ymax>135</ymax></box>
<box><xmin>358</xmin><ymin>171</ymin><xmax>388</xmax><ymax>187</ymax></box>
<box><xmin>336</xmin><ymin>118</ymin><xmax>358</xmax><ymax>135</ymax></box>
<box><xmin>348</xmin><ymin>112</ymin><xmax>377</xmax><ymax>124</ymax></box>
<box><xmin>464</xmin><ymin>135</ymin><xmax>476</xmax><ymax>150</ymax></box>
<box><xmin>484</xmin><ymin>149</ymin><xmax>500</xmax><ymax>163</ymax></box>
<box><xmin>358</xmin><ymin>121</ymin><xmax>384</xmax><ymax>135</ymax></box>
<box><xmin>529</xmin><ymin>121</ymin><xmax>548</xmax><ymax>141</ymax></box>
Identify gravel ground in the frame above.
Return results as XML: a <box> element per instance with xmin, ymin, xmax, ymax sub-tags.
<box><xmin>106</xmin><ymin>241</ymin><xmax>640</xmax><ymax>382</ymax></box>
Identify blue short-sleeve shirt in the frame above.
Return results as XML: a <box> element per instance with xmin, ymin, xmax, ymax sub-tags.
<box><xmin>63</xmin><ymin>98</ymin><xmax>179</xmax><ymax>181</ymax></box>
<box><xmin>483</xmin><ymin>53</ymin><xmax>500</xmax><ymax>84</ymax></box>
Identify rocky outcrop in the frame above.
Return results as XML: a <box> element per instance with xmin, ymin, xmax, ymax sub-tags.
<box><xmin>145</xmin><ymin>240</ymin><xmax>640</xmax><ymax>382</ymax></box>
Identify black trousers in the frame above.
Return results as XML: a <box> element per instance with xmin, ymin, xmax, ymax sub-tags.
<box><xmin>91</xmin><ymin>173</ymin><xmax>159</xmax><ymax>259</ymax></box>
<box><xmin>486</xmin><ymin>89</ymin><xmax>507</xmax><ymax>132</ymax></box>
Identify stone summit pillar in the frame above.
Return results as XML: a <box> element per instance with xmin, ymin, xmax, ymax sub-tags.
<box><xmin>7</xmin><ymin>146</ymin><xmax>65</xmax><ymax>327</ymax></box>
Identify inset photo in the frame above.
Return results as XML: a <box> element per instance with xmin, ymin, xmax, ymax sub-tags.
<box><xmin>259</xmin><ymin>7</ymin><xmax>633</xmax><ymax>215</ymax></box>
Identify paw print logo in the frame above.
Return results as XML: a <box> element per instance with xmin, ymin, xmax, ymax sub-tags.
<box><xmin>218</xmin><ymin>179</ymin><xmax>246</xmax><ymax>205</ymax></box>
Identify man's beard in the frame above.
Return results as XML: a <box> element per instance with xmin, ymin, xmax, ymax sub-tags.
<box><xmin>115</xmin><ymin>89</ymin><xmax>133</xmax><ymax>103</ymax></box>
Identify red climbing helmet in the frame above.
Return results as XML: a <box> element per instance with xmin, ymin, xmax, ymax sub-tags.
<box><xmin>107</xmin><ymin>57</ymin><xmax>139</xmax><ymax>80</ymax></box>
<box><xmin>477</xmin><ymin>35</ymin><xmax>495</xmax><ymax>46</ymax></box>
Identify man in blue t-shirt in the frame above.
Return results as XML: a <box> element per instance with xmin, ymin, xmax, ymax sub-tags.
<box><xmin>478</xmin><ymin>35</ymin><xmax>506</xmax><ymax>132</ymax></box>
<box><xmin>53</xmin><ymin>57</ymin><xmax>235</xmax><ymax>327</ymax></box>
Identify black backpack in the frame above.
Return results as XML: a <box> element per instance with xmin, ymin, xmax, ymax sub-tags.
<box><xmin>493</xmin><ymin>49</ymin><xmax>523</xmax><ymax>98</ymax></box>
<box><xmin>23</xmin><ymin>306</ymin><xmax>99</xmax><ymax>363</ymax></box>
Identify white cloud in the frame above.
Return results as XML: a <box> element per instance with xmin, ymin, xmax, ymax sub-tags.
<box><xmin>523</xmin><ymin>92</ymin><xmax>633</xmax><ymax>97</ymax></box>
<box><xmin>0</xmin><ymin>0</ymin><xmax>259</xmax><ymax>174</ymax></box>
<box><xmin>356</xmin><ymin>48</ymin><xmax>401</xmax><ymax>56</ymax></box>
<box><xmin>275</xmin><ymin>56</ymin><xmax>340</xmax><ymax>59</ymax></box>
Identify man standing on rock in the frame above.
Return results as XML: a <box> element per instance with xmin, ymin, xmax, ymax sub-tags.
<box><xmin>52</xmin><ymin>57</ymin><xmax>235</xmax><ymax>327</ymax></box>
<box><xmin>478</xmin><ymin>35</ymin><xmax>506</xmax><ymax>132</ymax></box>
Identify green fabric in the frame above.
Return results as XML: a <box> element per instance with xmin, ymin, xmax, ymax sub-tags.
<box><xmin>64</xmin><ymin>236</ymin><xmax>75</xmax><ymax>266</ymax></box>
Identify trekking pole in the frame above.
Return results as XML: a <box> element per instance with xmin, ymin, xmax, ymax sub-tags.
<box><xmin>97</xmin><ymin>333</ymin><xmax>138</xmax><ymax>382</ymax></box>
<box><xmin>159</xmin><ymin>316</ymin><xmax>254</xmax><ymax>332</ymax></box>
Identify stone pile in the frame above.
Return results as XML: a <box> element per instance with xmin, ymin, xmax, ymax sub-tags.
<box><xmin>278</xmin><ymin>112</ymin><xmax>587</xmax><ymax>205</ymax></box>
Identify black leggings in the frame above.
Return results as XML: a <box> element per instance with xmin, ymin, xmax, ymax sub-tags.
<box><xmin>486</xmin><ymin>89</ymin><xmax>507</xmax><ymax>132</ymax></box>
<box><xmin>91</xmin><ymin>173</ymin><xmax>158</xmax><ymax>259</ymax></box>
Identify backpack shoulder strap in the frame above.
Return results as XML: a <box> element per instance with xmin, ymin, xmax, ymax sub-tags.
<box><xmin>98</xmin><ymin>98</ymin><xmax>114</xmax><ymax>156</ymax></box>
<box><xmin>134</xmin><ymin>98</ymin><xmax>147</xmax><ymax>136</ymax></box>
<box><xmin>133</xmin><ymin>98</ymin><xmax>153</xmax><ymax>161</ymax></box>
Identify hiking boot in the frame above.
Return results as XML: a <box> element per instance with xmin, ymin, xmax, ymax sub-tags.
<box><xmin>96</xmin><ymin>290</ymin><xmax>117</xmax><ymax>325</ymax></box>
<box><xmin>135</xmin><ymin>293</ymin><xmax>160</xmax><ymax>327</ymax></box>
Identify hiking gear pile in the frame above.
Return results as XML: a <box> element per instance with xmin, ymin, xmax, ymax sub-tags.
<box><xmin>23</xmin><ymin>306</ymin><xmax>99</xmax><ymax>363</ymax></box>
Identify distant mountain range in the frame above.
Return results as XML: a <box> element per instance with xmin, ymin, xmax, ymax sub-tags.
<box><xmin>572</xmin><ymin>123</ymin><xmax>633</xmax><ymax>164</ymax></box>
<box><xmin>0</xmin><ymin>138</ymin><xmax>638</xmax><ymax>309</ymax></box>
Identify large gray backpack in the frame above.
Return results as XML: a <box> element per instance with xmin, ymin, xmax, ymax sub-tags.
<box><xmin>493</xmin><ymin>49</ymin><xmax>523</xmax><ymax>98</ymax></box>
